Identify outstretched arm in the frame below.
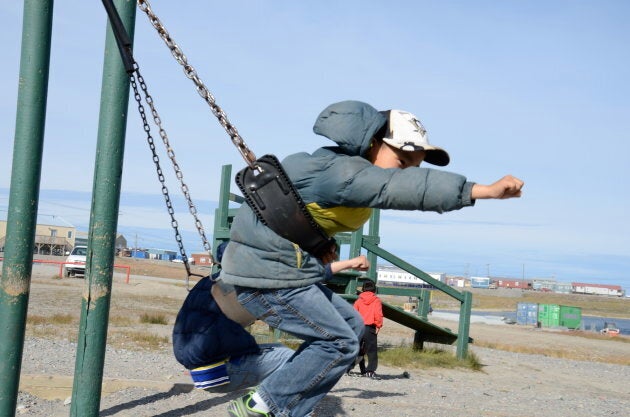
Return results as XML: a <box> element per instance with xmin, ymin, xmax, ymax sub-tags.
<box><xmin>471</xmin><ymin>175</ymin><xmax>524</xmax><ymax>200</ymax></box>
<box><xmin>330</xmin><ymin>255</ymin><xmax>370</xmax><ymax>274</ymax></box>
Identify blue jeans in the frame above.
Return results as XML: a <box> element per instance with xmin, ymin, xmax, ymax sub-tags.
<box><xmin>236</xmin><ymin>283</ymin><xmax>364</xmax><ymax>417</ymax></box>
<box><xmin>207</xmin><ymin>344</ymin><xmax>294</xmax><ymax>394</ymax></box>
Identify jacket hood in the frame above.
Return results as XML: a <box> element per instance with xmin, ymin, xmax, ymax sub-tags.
<box><xmin>358</xmin><ymin>291</ymin><xmax>378</xmax><ymax>305</ymax></box>
<box><xmin>313</xmin><ymin>100</ymin><xmax>387</xmax><ymax>157</ymax></box>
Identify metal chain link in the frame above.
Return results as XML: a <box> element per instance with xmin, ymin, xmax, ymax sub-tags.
<box><xmin>130</xmin><ymin>65</ymin><xmax>209</xmax><ymax>286</ymax></box>
<box><xmin>137</xmin><ymin>0</ymin><xmax>258</xmax><ymax>168</ymax></box>
<box><xmin>134</xmin><ymin>65</ymin><xmax>213</xmax><ymax>258</ymax></box>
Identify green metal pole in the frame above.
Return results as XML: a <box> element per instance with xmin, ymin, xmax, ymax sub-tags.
<box><xmin>69</xmin><ymin>1</ymin><xmax>135</xmax><ymax>416</ymax></box>
<box><xmin>419</xmin><ymin>289</ymin><xmax>431</xmax><ymax>319</ymax></box>
<box><xmin>0</xmin><ymin>1</ymin><xmax>54</xmax><ymax>415</ymax></box>
<box><xmin>212</xmin><ymin>164</ymin><xmax>232</xmax><ymax>274</ymax></box>
<box><xmin>366</xmin><ymin>209</ymin><xmax>380</xmax><ymax>283</ymax></box>
<box><xmin>456</xmin><ymin>290</ymin><xmax>473</xmax><ymax>360</ymax></box>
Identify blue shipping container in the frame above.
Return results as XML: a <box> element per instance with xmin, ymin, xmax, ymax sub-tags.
<box><xmin>516</xmin><ymin>302</ymin><xmax>539</xmax><ymax>326</ymax></box>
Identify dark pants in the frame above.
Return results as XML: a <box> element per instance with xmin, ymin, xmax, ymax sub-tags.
<box><xmin>358</xmin><ymin>324</ymin><xmax>378</xmax><ymax>373</ymax></box>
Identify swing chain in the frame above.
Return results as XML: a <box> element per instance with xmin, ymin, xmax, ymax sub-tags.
<box><xmin>137</xmin><ymin>0</ymin><xmax>257</xmax><ymax>169</ymax></box>
<box><xmin>132</xmin><ymin>64</ymin><xmax>213</xmax><ymax>258</ymax></box>
<box><xmin>130</xmin><ymin>64</ymin><xmax>211</xmax><ymax>286</ymax></box>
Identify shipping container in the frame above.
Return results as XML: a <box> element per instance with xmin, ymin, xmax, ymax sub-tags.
<box><xmin>516</xmin><ymin>302</ymin><xmax>539</xmax><ymax>325</ymax></box>
<box><xmin>559</xmin><ymin>305</ymin><xmax>582</xmax><ymax>329</ymax></box>
<box><xmin>538</xmin><ymin>304</ymin><xmax>582</xmax><ymax>329</ymax></box>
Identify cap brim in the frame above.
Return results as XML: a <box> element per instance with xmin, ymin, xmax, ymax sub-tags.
<box><xmin>424</xmin><ymin>147</ymin><xmax>450</xmax><ymax>166</ymax></box>
<box><xmin>383</xmin><ymin>138</ymin><xmax>450</xmax><ymax>166</ymax></box>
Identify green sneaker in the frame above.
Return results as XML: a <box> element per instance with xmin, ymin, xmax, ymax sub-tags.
<box><xmin>227</xmin><ymin>391</ymin><xmax>275</xmax><ymax>417</ymax></box>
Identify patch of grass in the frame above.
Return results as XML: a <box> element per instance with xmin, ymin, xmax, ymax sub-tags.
<box><xmin>379</xmin><ymin>344</ymin><xmax>482</xmax><ymax>371</ymax></box>
<box><xmin>110</xmin><ymin>315</ymin><xmax>136</xmax><ymax>326</ymax></box>
<box><xmin>27</xmin><ymin>325</ymin><xmax>77</xmax><ymax>341</ymax></box>
<box><xmin>139</xmin><ymin>312</ymin><xmax>168</xmax><ymax>325</ymax></box>
<box><xmin>118</xmin><ymin>330</ymin><xmax>170</xmax><ymax>350</ymax></box>
<box><xmin>28</xmin><ymin>313</ymin><xmax>75</xmax><ymax>325</ymax></box>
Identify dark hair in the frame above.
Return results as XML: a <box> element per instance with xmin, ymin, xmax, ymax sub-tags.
<box><xmin>362</xmin><ymin>280</ymin><xmax>376</xmax><ymax>293</ymax></box>
<box><xmin>373</xmin><ymin>121</ymin><xmax>387</xmax><ymax>142</ymax></box>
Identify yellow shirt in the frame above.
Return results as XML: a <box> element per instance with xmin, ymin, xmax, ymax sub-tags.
<box><xmin>306</xmin><ymin>203</ymin><xmax>372</xmax><ymax>236</ymax></box>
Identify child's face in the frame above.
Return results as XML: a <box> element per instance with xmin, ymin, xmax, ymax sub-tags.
<box><xmin>371</xmin><ymin>142</ymin><xmax>426</xmax><ymax>169</ymax></box>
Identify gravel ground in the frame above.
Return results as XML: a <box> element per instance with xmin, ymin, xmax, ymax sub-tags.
<box><xmin>7</xmin><ymin>260</ymin><xmax>630</xmax><ymax>416</ymax></box>
<box><xmin>16</xmin><ymin>337</ymin><xmax>629</xmax><ymax>417</ymax></box>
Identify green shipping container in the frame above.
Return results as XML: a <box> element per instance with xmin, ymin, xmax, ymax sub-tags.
<box><xmin>538</xmin><ymin>304</ymin><xmax>582</xmax><ymax>329</ymax></box>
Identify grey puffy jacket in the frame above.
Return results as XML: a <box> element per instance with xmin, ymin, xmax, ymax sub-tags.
<box><xmin>220</xmin><ymin>100</ymin><xmax>474</xmax><ymax>289</ymax></box>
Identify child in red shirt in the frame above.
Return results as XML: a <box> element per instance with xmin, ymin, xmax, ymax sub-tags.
<box><xmin>353</xmin><ymin>280</ymin><xmax>383</xmax><ymax>378</ymax></box>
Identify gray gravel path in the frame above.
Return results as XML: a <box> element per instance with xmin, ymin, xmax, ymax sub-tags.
<box><xmin>16</xmin><ymin>337</ymin><xmax>629</xmax><ymax>417</ymax></box>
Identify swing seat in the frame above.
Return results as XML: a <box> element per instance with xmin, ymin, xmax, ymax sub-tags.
<box><xmin>236</xmin><ymin>154</ymin><xmax>336</xmax><ymax>259</ymax></box>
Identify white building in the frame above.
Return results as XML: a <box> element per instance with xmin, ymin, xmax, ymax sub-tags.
<box><xmin>377</xmin><ymin>265</ymin><xmax>444</xmax><ymax>288</ymax></box>
<box><xmin>572</xmin><ymin>282</ymin><xmax>624</xmax><ymax>297</ymax></box>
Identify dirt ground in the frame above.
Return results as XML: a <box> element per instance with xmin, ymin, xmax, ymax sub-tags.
<box><xmin>23</xmin><ymin>255</ymin><xmax>630</xmax><ymax>365</ymax></box>
<box><xmin>5</xmin><ymin>256</ymin><xmax>630</xmax><ymax>416</ymax></box>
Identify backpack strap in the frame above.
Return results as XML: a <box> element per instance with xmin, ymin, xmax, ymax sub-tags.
<box><xmin>235</xmin><ymin>154</ymin><xmax>336</xmax><ymax>259</ymax></box>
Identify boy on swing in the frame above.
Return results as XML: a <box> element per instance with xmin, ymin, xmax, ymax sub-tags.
<box><xmin>221</xmin><ymin>100</ymin><xmax>524</xmax><ymax>417</ymax></box>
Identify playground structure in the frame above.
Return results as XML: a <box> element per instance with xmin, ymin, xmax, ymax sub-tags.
<box><xmin>0</xmin><ymin>1</ymin><xmax>472</xmax><ymax>416</ymax></box>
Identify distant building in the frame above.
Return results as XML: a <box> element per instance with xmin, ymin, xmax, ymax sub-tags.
<box><xmin>376</xmin><ymin>265</ymin><xmax>444</xmax><ymax>288</ymax></box>
<box><xmin>0</xmin><ymin>215</ymin><xmax>76</xmax><ymax>255</ymax></box>
<box><xmin>572</xmin><ymin>282</ymin><xmax>624</xmax><ymax>297</ymax></box>
<box><xmin>190</xmin><ymin>252</ymin><xmax>213</xmax><ymax>266</ymax></box>
<box><xmin>115</xmin><ymin>234</ymin><xmax>127</xmax><ymax>252</ymax></box>
<box><xmin>521</xmin><ymin>278</ymin><xmax>575</xmax><ymax>294</ymax></box>
<box><xmin>554</xmin><ymin>282</ymin><xmax>573</xmax><ymax>294</ymax></box>
<box><xmin>446</xmin><ymin>276</ymin><xmax>466</xmax><ymax>288</ymax></box>
<box><xmin>75</xmin><ymin>230</ymin><xmax>88</xmax><ymax>247</ymax></box>
<box><xmin>532</xmin><ymin>278</ymin><xmax>556</xmax><ymax>292</ymax></box>
<box><xmin>470</xmin><ymin>276</ymin><xmax>491</xmax><ymax>289</ymax></box>
<box><xmin>73</xmin><ymin>231</ymin><xmax>127</xmax><ymax>255</ymax></box>
<box><xmin>494</xmin><ymin>278</ymin><xmax>532</xmax><ymax>290</ymax></box>
<box><xmin>1</xmin><ymin>217</ymin><xmax>127</xmax><ymax>256</ymax></box>
<box><xmin>147</xmin><ymin>248</ymin><xmax>177</xmax><ymax>261</ymax></box>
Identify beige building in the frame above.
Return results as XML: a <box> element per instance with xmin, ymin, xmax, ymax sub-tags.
<box><xmin>0</xmin><ymin>216</ymin><xmax>76</xmax><ymax>255</ymax></box>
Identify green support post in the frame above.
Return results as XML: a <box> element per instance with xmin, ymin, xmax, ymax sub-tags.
<box><xmin>348</xmin><ymin>227</ymin><xmax>362</xmax><ymax>259</ymax></box>
<box><xmin>212</xmin><ymin>164</ymin><xmax>232</xmax><ymax>274</ymax></box>
<box><xmin>69</xmin><ymin>1</ymin><xmax>136</xmax><ymax>416</ymax></box>
<box><xmin>419</xmin><ymin>289</ymin><xmax>431</xmax><ymax>319</ymax></box>
<box><xmin>346</xmin><ymin>226</ymin><xmax>363</xmax><ymax>293</ymax></box>
<box><xmin>213</xmin><ymin>165</ymin><xmax>233</xmax><ymax>245</ymax></box>
<box><xmin>0</xmin><ymin>1</ymin><xmax>54</xmax><ymax>415</ymax></box>
<box><xmin>456</xmin><ymin>291</ymin><xmax>473</xmax><ymax>360</ymax></box>
<box><xmin>365</xmin><ymin>210</ymin><xmax>380</xmax><ymax>283</ymax></box>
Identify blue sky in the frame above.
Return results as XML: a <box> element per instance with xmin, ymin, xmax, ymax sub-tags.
<box><xmin>1</xmin><ymin>1</ymin><xmax>629</xmax><ymax>291</ymax></box>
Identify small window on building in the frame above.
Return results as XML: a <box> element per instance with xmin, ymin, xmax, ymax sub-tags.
<box><xmin>50</xmin><ymin>229</ymin><xmax>57</xmax><ymax>237</ymax></box>
<box><xmin>67</xmin><ymin>231</ymin><xmax>73</xmax><ymax>238</ymax></box>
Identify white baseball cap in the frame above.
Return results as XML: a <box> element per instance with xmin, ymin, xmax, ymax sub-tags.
<box><xmin>380</xmin><ymin>110</ymin><xmax>450</xmax><ymax>166</ymax></box>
